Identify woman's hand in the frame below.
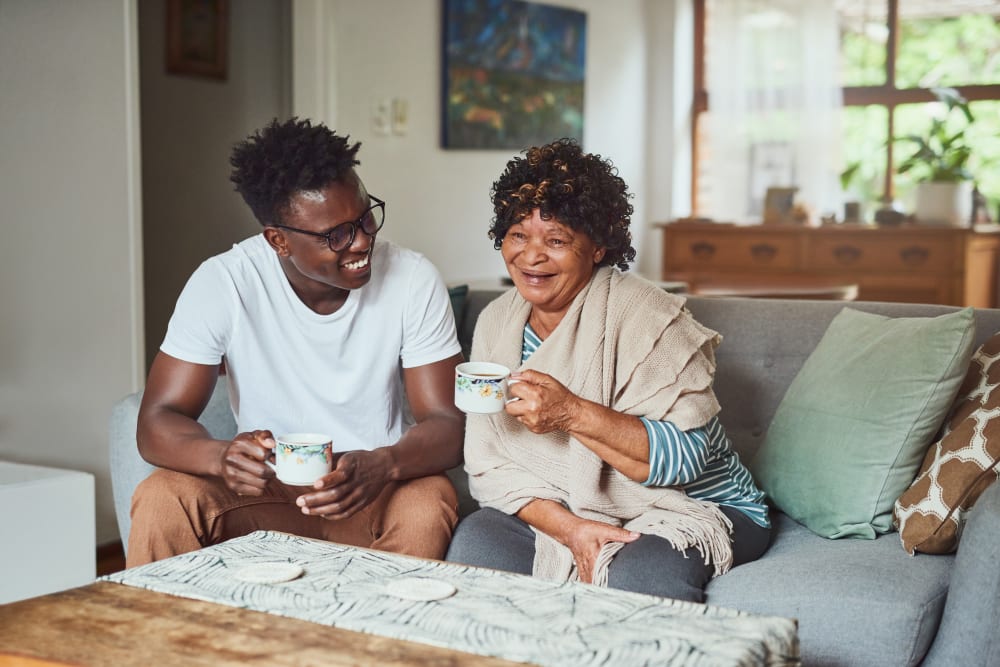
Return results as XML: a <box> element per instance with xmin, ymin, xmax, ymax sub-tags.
<box><xmin>221</xmin><ymin>430</ymin><xmax>276</xmax><ymax>495</ymax></box>
<box><xmin>564</xmin><ymin>517</ymin><xmax>640</xmax><ymax>584</ymax></box>
<box><xmin>508</xmin><ymin>368</ymin><xmax>654</xmax><ymax>483</ymax></box>
<box><xmin>517</xmin><ymin>499</ymin><xmax>640</xmax><ymax>584</ymax></box>
<box><xmin>296</xmin><ymin>449</ymin><xmax>393</xmax><ymax>520</ymax></box>
<box><xmin>505</xmin><ymin>369</ymin><xmax>582</xmax><ymax>434</ymax></box>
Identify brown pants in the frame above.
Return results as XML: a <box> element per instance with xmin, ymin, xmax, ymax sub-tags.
<box><xmin>126</xmin><ymin>469</ymin><xmax>459</xmax><ymax>568</ymax></box>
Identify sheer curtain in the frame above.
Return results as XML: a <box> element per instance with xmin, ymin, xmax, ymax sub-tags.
<box><xmin>704</xmin><ymin>0</ymin><xmax>842</xmax><ymax>222</ymax></box>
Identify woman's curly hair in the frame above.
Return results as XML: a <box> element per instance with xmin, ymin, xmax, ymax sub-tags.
<box><xmin>229</xmin><ymin>117</ymin><xmax>361</xmax><ymax>227</ymax></box>
<box><xmin>489</xmin><ymin>138</ymin><xmax>636</xmax><ymax>271</ymax></box>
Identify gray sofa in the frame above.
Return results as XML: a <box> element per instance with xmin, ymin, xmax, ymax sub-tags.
<box><xmin>109</xmin><ymin>290</ymin><xmax>1000</xmax><ymax>667</ymax></box>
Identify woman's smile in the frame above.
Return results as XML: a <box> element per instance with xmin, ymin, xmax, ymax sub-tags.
<box><xmin>516</xmin><ymin>267</ymin><xmax>555</xmax><ymax>286</ymax></box>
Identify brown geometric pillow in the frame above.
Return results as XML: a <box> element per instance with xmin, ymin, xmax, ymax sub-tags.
<box><xmin>893</xmin><ymin>332</ymin><xmax>1000</xmax><ymax>555</ymax></box>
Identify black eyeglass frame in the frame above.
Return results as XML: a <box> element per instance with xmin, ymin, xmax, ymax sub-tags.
<box><xmin>271</xmin><ymin>195</ymin><xmax>385</xmax><ymax>252</ymax></box>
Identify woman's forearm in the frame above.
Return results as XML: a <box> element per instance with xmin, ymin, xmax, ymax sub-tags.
<box><xmin>564</xmin><ymin>397</ymin><xmax>651</xmax><ymax>482</ymax></box>
<box><xmin>516</xmin><ymin>498</ymin><xmax>580</xmax><ymax>544</ymax></box>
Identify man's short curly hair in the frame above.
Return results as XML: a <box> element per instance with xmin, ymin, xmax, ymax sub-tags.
<box><xmin>230</xmin><ymin>117</ymin><xmax>361</xmax><ymax>227</ymax></box>
<box><xmin>489</xmin><ymin>138</ymin><xmax>636</xmax><ymax>271</ymax></box>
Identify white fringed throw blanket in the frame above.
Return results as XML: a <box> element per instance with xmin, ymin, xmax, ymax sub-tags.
<box><xmin>465</xmin><ymin>267</ymin><xmax>734</xmax><ymax>585</ymax></box>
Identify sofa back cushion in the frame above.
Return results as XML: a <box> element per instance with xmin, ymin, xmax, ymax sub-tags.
<box><xmin>683</xmin><ymin>297</ymin><xmax>1000</xmax><ymax>462</ymax></box>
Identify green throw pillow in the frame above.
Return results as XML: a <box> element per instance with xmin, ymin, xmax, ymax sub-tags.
<box><xmin>751</xmin><ymin>306</ymin><xmax>976</xmax><ymax>539</ymax></box>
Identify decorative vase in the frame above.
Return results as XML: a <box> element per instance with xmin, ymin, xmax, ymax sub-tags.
<box><xmin>915</xmin><ymin>181</ymin><xmax>973</xmax><ymax>227</ymax></box>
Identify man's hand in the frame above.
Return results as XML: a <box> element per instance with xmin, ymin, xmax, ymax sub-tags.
<box><xmin>296</xmin><ymin>449</ymin><xmax>393</xmax><ymax>521</ymax></box>
<box><xmin>563</xmin><ymin>517</ymin><xmax>640</xmax><ymax>584</ymax></box>
<box><xmin>505</xmin><ymin>369</ymin><xmax>583</xmax><ymax>434</ymax></box>
<box><xmin>220</xmin><ymin>430</ymin><xmax>276</xmax><ymax>495</ymax></box>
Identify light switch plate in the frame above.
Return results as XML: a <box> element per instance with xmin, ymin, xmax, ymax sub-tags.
<box><xmin>372</xmin><ymin>98</ymin><xmax>391</xmax><ymax>136</ymax></box>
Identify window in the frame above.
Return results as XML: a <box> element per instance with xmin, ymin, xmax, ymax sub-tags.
<box><xmin>693</xmin><ymin>0</ymin><xmax>1000</xmax><ymax>222</ymax></box>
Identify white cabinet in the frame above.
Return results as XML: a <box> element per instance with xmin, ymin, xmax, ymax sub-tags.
<box><xmin>0</xmin><ymin>462</ymin><xmax>95</xmax><ymax>603</ymax></box>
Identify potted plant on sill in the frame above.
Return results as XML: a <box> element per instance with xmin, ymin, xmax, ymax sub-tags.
<box><xmin>896</xmin><ymin>87</ymin><xmax>975</xmax><ymax>227</ymax></box>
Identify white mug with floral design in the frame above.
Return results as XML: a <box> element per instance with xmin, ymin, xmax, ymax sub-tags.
<box><xmin>454</xmin><ymin>362</ymin><xmax>512</xmax><ymax>414</ymax></box>
<box><xmin>268</xmin><ymin>433</ymin><xmax>334</xmax><ymax>485</ymax></box>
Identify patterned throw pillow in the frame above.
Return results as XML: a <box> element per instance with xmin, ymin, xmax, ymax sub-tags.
<box><xmin>894</xmin><ymin>333</ymin><xmax>1000</xmax><ymax>555</ymax></box>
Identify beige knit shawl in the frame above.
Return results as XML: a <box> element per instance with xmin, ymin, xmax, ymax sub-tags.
<box><xmin>465</xmin><ymin>267</ymin><xmax>735</xmax><ymax>585</ymax></box>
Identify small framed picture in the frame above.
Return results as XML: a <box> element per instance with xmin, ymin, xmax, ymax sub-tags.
<box><xmin>749</xmin><ymin>142</ymin><xmax>794</xmax><ymax>216</ymax></box>
<box><xmin>166</xmin><ymin>0</ymin><xmax>228</xmax><ymax>80</ymax></box>
<box><xmin>762</xmin><ymin>186</ymin><xmax>799</xmax><ymax>224</ymax></box>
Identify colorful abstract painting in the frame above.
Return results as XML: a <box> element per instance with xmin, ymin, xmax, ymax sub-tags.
<box><xmin>442</xmin><ymin>0</ymin><xmax>587</xmax><ymax>150</ymax></box>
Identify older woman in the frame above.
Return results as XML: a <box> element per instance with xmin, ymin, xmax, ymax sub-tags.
<box><xmin>445</xmin><ymin>139</ymin><xmax>770</xmax><ymax>602</ymax></box>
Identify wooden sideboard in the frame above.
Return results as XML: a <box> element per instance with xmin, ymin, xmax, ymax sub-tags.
<box><xmin>657</xmin><ymin>221</ymin><xmax>1000</xmax><ymax>308</ymax></box>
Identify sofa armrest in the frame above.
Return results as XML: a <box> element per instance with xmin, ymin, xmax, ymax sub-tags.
<box><xmin>108</xmin><ymin>391</ymin><xmax>156</xmax><ymax>549</ymax></box>
<box><xmin>108</xmin><ymin>378</ymin><xmax>237</xmax><ymax>552</ymax></box>
<box><xmin>923</xmin><ymin>479</ymin><xmax>1000</xmax><ymax>666</ymax></box>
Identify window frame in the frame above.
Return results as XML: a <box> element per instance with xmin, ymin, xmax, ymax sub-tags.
<box><xmin>691</xmin><ymin>0</ymin><xmax>1000</xmax><ymax>214</ymax></box>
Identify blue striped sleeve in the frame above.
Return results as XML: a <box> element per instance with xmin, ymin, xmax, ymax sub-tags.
<box><xmin>640</xmin><ymin>418</ymin><xmax>711</xmax><ymax>486</ymax></box>
<box><xmin>642</xmin><ymin>416</ymin><xmax>771</xmax><ymax>528</ymax></box>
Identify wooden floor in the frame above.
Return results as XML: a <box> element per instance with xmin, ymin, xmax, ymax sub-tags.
<box><xmin>96</xmin><ymin>541</ymin><xmax>126</xmax><ymax>576</ymax></box>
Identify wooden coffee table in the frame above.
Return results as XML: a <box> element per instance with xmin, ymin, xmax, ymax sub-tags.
<box><xmin>0</xmin><ymin>581</ymin><xmax>519</xmax><ymax>666</ymax></box>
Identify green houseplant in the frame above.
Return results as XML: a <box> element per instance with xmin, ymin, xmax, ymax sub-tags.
<box><xmin>895</xmin><ymin>87</ymin><xmax>976</xmax><ymax>226</ymax></box>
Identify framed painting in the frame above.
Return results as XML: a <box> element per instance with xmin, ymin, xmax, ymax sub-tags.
<box><xmin>166</xmin><ymin>0</ymin><xmax>228</xmax><ymax>80</ymax></box>
<box><xmin>441</xmin><ymin>0</ymin><xmax>587</xmax><ymax>150</ymax></box>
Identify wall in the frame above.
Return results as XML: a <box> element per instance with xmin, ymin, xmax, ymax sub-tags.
<box><xmin>0</xmin><ymin>0</ymin><xmax>143</xmax><ymax>545</ymax></box>
<box><xmin>298</xmin><ymin>0</ymin><xmax>656</xmax><ymax>283</ymax></box>
<box><xmin>139</xmin><ymin>0</ymin><xmax>292</xmax><ymax>369</ymax></box>
<box><xmin>642</xmin><ymin>0</ymin><xmax>694</xmax><ymax>275</ymax></box>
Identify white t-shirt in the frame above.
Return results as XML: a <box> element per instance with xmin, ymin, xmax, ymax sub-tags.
<box><xmin>161</xmin><ymin>235</ymin><xmax>461</xmax><ymax>452</ymax></box>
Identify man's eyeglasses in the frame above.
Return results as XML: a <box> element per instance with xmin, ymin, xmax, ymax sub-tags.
<box><xmin>273</xmin><ymin>195</ymin><xmax>385</xmax><ymax>252</ymax></box>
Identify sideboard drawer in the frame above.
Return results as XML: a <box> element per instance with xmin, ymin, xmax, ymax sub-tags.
<box><xmin>666</xmin><ymin>233</ymin><xmax>799</xmax><ymax>270</ymax></box>
<box><xmin>806</xmin><ymin>236</ymin><xmax>952</xmax><ymax>273</ymax></box>
<box><xmin>657</xmin><ymin>221</ymin><xmax>1000</xmax><ymax>307</ymax></box>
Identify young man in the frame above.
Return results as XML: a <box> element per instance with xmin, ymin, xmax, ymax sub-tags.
<box><xmin>127</xmin><ymin>118</ymin><xmax>464</xmax><ymax>567</ymax></box>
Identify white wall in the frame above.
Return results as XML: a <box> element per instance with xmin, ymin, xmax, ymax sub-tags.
<box><xmin>139</xmin><ymin>0</ymin><xmax>292</xmax><ymax>369</ymax></box>
<box><xmin>642</xmin><ymin>0</ymin><xmax>694</xmax><ymax>275</ymax></box>
<box><xmin>297</xmin><ymin>0</ymin><xmax>655</xmax><ymax>283</ymax></box>
<box><xmin>0</xmin><ymin>0</ymin><xmax>143</xmax><ymax>545</ymax></box>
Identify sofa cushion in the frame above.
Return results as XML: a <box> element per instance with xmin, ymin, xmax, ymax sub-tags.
<box><xmin>752</xmin><ymin>307</ymin><xmax>975</xmax><ymax>539</ymax></box>
<box><xmin>448</xmin><ymin>284</ymin><xmax>469</xmax><ymax>328</ymax></box>
<box><xmin>706</xmin><ymin>512</ymin><xmax>953</xmax><ymax>667</ymax></box>
<box><xmin>894</xmin><ymin>331</ymin><xmax>1000</xmax><ymax>554</ymax></box>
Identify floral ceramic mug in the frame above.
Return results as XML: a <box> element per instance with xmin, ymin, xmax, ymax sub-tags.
<box><xmin>454</xmin><ymin>362</ymin><xmax>512</xmax><ymax>414</ymax></box>
<box><xmin>267</xmin><ymin>433</ymin><xmax>334</xmax><ymax>485</ymax></box>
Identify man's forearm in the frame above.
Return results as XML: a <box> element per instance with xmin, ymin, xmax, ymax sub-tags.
<box><xmin>137</xmin><ymin>407</ymin><xmax>229</xmax><ymax>477</ymax></box>
<box><xmin>377</xmin><ymin>412</ymin><xmax>464</xmax><ymax>481</ymax></box>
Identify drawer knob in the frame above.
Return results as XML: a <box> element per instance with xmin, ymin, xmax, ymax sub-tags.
<box><xmin>900</xmin><ymin>246</ymin><xmax>930</xmax><ymax>265</ymax></box>
<box><xmin>750</xmin><ymin>244</ymin><xmax>778</xmax><ymax>262</ymax></box>
<box><xmin>833</xmin><ymin>245</ymin><xmax>862</xmax><ymax>264</ymax></box>
<box><xmin>690</xmin><ymin>241</ymin><xmax>716</xmax><ymax>260</ymax></box>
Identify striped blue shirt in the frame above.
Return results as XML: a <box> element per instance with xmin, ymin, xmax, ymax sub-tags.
<box><xmin>521</xmin><ymin>323</ymin><xmax>769</xmax><ymax>528</ymax></box>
